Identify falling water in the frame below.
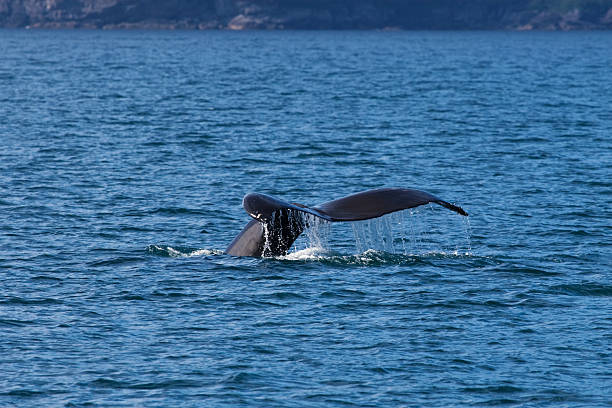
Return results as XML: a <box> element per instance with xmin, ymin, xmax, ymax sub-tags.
<box><xmin>462</xmin><ymin>215</ymin><xmax>472</xmax><ymax>254</ymax></box>
<box><xmin>291</xmin><ymin>205</ymin><xmax>472</xmax><ymax>257</ymax></box>
<box><xmin>303</xmin><ymin>214</ymin><xmax>332</xmax><ymax>250</ymax></box>
<box><xmin>261</xmin><ymin>211</ymin><xmax>275</xmax><ymax>256</ymax></box>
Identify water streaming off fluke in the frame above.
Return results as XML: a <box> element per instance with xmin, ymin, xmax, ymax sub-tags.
<box><xmin>288</xmin><ymin>205</ymin><xmax>472</xmax><ymax>258</ymax></box>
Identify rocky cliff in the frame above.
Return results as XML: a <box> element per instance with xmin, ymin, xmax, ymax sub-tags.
<box><xmin>1</xmin><ymin>0</ymin><xmax>612</xmax><ymax>29</ymax></box>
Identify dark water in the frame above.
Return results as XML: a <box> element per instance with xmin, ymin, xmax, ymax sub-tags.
<box><xmin>1</xmin><ymin>29</ymin><xmax>611</xmax><ymax>407</ymax></box>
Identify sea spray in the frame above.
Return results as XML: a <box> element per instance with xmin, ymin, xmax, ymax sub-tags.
<box><xmin>261</xmin><ymin>211</ymin><xmax>275</xmax><ymax>257</ymax></box>
<box><xmin>292</xmin><ymin>206</ymin><xmax>471</xmax><ymax>257</ymax></box>
<box><xmin>303</xmin><ymin>213</ymin><xmax>331</xmax><ymax>250</ymax></box>
<box><xmin>462</xmin><ymin>215</ymin><xmax>473</xmax><ymax>255</ymax></box>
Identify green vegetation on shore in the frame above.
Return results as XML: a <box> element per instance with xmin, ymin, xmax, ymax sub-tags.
<box><xmin>1</xmin><ymin>0</ymin><xmax>611</xmax><ymax>30</ymax></box>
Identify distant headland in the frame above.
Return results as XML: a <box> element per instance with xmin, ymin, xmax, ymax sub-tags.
<box><xmin>2</xmin><ymin>0</ymin><xmax>612</xmax><ymax>30</ymax></box>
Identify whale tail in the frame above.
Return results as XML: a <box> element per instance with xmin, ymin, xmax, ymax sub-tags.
<box><xmin>225</xmin><ymin>188</ymin><xmax>468</xmax><ymax>257</ymax></box>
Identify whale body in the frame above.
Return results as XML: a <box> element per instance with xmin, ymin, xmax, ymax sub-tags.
<box><xmin>225</xmin><ymin>188</ymin><xmax>468</xmax><ymax>257</ymax></box>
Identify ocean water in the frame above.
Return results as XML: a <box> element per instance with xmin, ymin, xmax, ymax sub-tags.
<box><xmin>0</xmin><ymin>29</ymin><xmax>611</xmax><ymax>407</ymax></box>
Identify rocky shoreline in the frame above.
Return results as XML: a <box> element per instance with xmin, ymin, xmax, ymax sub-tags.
<box><xmin>2</xmin><ymin>0</ymin><xmax>612</xmax><ymax>30</ymax></box>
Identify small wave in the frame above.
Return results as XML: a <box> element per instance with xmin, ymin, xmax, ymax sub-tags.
<box><xmin>89</xmin><ymin>378</ymin><xmax>199</xmax><ymax>390</ymax></box>
<box><xmin>0</xmin><ymin>297</ymin><xmax>62</xmax><ymax>306</ymax></box>
<box><xmin>0</xmin><ymin>389</ymin><xmax>59</xmax><ymax>397</ymax></box>
<box><xmin>0</xmin><ymin>318</ymin><xmax>36</xmax><ymax>327</ymax></box>
<box><xmin>549</xmin><ymin>282</ymin><xmax>612</xmax><ymax>297</ymax></box>
<box><xmin>149</xmin><ymin>207</ymin><xmax>210</xmax><ymax>216</ymax></box>
<box><xmin>88</xmin><ymin>257</ymin><xmax>144</xmax><ymax>267</ymax></box>
<box><xmin>30</xmin><ymin>275</ymin><xmax>62</xmax><ymax>282</ymax></box>
<box><xmin>146</xmin><ymin>245</ymin><xmax>222</xmax><ymax>258</ymax></box>
<box><xmin>220</xmin><ymin>371</ymin><xmax>263</xmax><ymax>385</ymax></box>
<box><xmin>462</xmin><ymin>385</ymin><xmax>523</xmax><ymax>393</ymax></box>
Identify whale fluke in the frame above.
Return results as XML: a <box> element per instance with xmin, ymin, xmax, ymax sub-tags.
<box><xmin>225</xmin><ymin>188</ymin><xmax>467</xmax><ymax>257</ymax></box>
<box><xmin>314</xmin><ymin>188</ymin><xmax>468</xmax><ymax>220</ymax></box>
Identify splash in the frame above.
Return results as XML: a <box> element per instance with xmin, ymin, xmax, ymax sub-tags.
<box><xmin>149</xmin><ymin>206</ymin><xmax>471</xmax><ymax>261</ymax></box>
<box><xmin>146</xmin><ymin>245</ymin><xmax>222</xmax><ymax>258</ymax></box>
<box><xmin>302</xmin><ymin>213</ymin><xmax>332</xmax><ymax>250</ymax></box>
<box><xmin>261</xmin><ymin>209</ymin><xmax>309</xmax><ymax>257</ymax></box>
<box><xmin>280</xmin><ymin>246</ymin><xmax>336</xmax><ymax>261</ymax></box>
<box><xmin>288</xmin><ymin>205</ymin><xmax>472</xmax><ymax>258</ymax></box>
<box><xmin>351</xmin><ymin>212</ymin><xmax>401</xmax><ymax>253</ymax></box>
<box><xmin>287</xmin><ymin>213</ymin><xmax>331</xmax><ymax>253</ymax></box>
<box><xmin>280</xmin><ymin>248</ymin><xmax>472</xmax><ymax>266</ymax></box>
<box><xmin>462</xmin><ymin>215</ymin><xmax>472</xmax><ymax>254</ymax></box>
<box><xmin>259</xmin><ymin>210</ymin><xmax>331</xmax><ymax>257</ymax></box>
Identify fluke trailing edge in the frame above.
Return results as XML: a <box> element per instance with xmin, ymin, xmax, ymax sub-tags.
<box><xmin>225</xmin><ymin>188</ymin><xmax>468</xmax><ymax>258</ymax></box>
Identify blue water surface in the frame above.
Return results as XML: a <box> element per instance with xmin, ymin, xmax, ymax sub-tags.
<box><xmin>0</xmin><ymin>29</ymin><xmax>611</xmax><ymax>407</ymax></box>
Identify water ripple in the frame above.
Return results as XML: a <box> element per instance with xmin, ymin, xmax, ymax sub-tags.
<box><xmin>0</xmin><ymin>30</ymin><xmax>609</xmax><ymax>408</ymax></box>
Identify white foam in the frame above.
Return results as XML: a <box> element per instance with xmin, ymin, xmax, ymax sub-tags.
<box><xmin>186</xmin><ymin>248</ymin><xmax>220</xmax><ymax>257</ymax></box>
<box><xmin>280</xmin><ymin>246</ymin><xmax>335</xmax><ymax>261</ymax></box>
<box><xmin>152</xmin><ymin>245</ymin><xmax>221</xmax><ymax>257</ymax></box>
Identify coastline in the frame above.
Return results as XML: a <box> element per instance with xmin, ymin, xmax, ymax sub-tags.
<box><xmin>2</xmin><ymin>1</ymin><xmax>612</xmax><ymax>31</ymax></box>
